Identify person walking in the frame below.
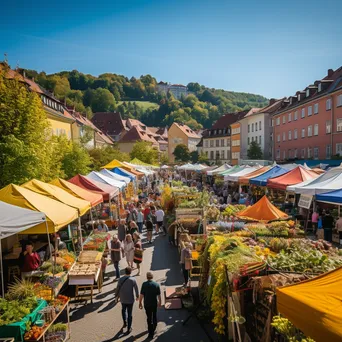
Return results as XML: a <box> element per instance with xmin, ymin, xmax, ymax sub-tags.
<box><xmin>311</xmin><ymin>209</ymin><xmax>319</xmax><ymax>235</ymax></box>
<box><xmin>117</xmin><ymin>219</ymin><xmax>126</xmax><ymax>243</ymax></box>
<box><xmin>155</xmin><ymin>206</ymin><xmax>165</xmax><ymax>235</ymax></box>
<box><xmin>129</xmin><ymin>221</ymin><xmax>138</xmax><ymax>236</ymax></box>
<box><xmin>146</xmin><ymin>217</ymin><xmax>154</xmax><ymax>244</ymax></box>
<box><xmin>180</xmin><ymin>242</ymin><xmax>192</xmax><ymax>286</ymax></box>
<box><xmin>110</xmin><ymin>235</ymin><xmax>122</xmax><ymax>280</ymax></box>
<box><xmin>139</xmin><ymin>272</ymin><xmax>161</xmax><ymax>339</ymax></box>
<box><xmin>123</xmin><ymin>234</ymin><xmax>135</xmax><ymax>268</ymax></box>
<box><xmin>116</xmin><ymin>267</ymin><xmax>139</xmax><ymax>334</ymax></box>
<box><xmin>133</xmin><ymin>232</ymin><xmax>143</xmax><ymax>276</ymax></box>
<box><xmin>137</xmin><ymin>207</ymin><xmax>144</xmax><ymax>233</ymax></box>
<box><xmin>322</xmin><ymin>210</ymin><xmax>334</xmax><ymax>242</ymax></box>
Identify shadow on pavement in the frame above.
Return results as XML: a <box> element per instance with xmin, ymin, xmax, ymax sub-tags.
<box><xmin>102</xmin><ymin>330</ymin><xmax>149</xmax><ymax>342</ymax></box>
<box><xmin>69</xmin><ymin>302</ymin><xmax>102</xmax><ymax>322</ymax></box>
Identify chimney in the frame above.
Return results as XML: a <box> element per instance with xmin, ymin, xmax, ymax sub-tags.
<box><xmin>269</xmin><ymin>98</ymin><xmax>276</xmax><ymax>106</ymax></box>
<box><xmin>328</xmin><ymin>69</ymin><xmax>334</xmax><ymax>78</ymax></box>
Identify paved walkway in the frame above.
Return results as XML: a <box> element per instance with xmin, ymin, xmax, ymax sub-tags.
<box><xmin>68</xmin><ymin>231</ymin><xmax>211</xmax><ymax>342</ymax></box>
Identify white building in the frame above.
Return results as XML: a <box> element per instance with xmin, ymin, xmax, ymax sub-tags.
<box><xmin>157</xmin><ymin>82</ymin><xmax>191</xmax><ymax>100</ymax></box>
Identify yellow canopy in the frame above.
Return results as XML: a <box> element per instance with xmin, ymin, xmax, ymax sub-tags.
<box><xmin>22</xmin><ymin>179</ymin><xmax>91</xmax><ymax>216</ymax></box>
<box><xmin>101</xmin><ymin>159</ymin><xmax>125</xmax><ymax>169</ymax></box>
<box><xmin>277</xmin><ymin>267</ymin><xmax>342</xmax><ymax>342</ymax></box>
<box><xmin>0</xmin><ymin>184</ymin><xmax>78</xmax><ymax>234</ymax></box>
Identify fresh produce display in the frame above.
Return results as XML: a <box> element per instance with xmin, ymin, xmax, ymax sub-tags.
<box><xmin>33</xmin><ymin>283</ymin><xmax>53</xmax><ymax>301</ymax></box>
<box><xmin>0</xmin><ymin>297</ymin><xmax>38</xmax><ymax>326</ymax></box>
<box><xmin>168</xmin><ymin>218</ymin><xmax>202</xmax><ymax>234</ymax></box>
<box><xmin>6</xmin><ymin>277</ymin><xmax>35</xmax><ymax>300</ymax></box>
<box><xmin>24</xmin><ymin>324</ymin><xmax>46</xmax><ymax>341</ymax></box>
<box><xmin>45</xmin><ymin>323</ymin><xmax>68</xmax><ymax>342</ymax></box>
<box><xmin>83</xmin><ymin>232</ymin><xmax>109</xmax><ymax>252</ymax></box>
<box><xmin>178</xmin><ymin>200</ymin><xmax>197</xmax><ymax>208</ymax></box>
<box><xmin>205</xmin><ymin>206</ymin><xmax>220</xmax><ymax>221</ymax></box>
<box><xmin>222</xmin><ymin>204</ymin><xmax>246</xmax><ymax>217</ymax></box>
<box><xmin>271</xmin><ymin>316</ymin><xmax>315</xmax><ymax>342</ymax></box>
<box><xmin>209</xmin><ymin>221</ymin><xmax>245</xmax><ymax>232</ymax></box>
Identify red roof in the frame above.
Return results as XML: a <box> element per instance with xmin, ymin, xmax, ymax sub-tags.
<box><xmin>91</xmin><ymin>112</ymin><xmax>125</xmax><ymax>137</ymax></box>
<box><xmin>210</xmin><ymin>110</ymin><xmax>249</xmax><ymax>130</ymax></box>
<box><xmin>267</xmin><ymin>166</ymin><xmax>319</xmax><ymax>191</ymax></box>
<box><xmin>172</xmin><ymin>123</ymin><xmax>201</xmax><ymax>139</ymax></box>
<box><xmin>119</xmin><ymin>126</ymin><xmax>159</xmax><ymax>146</ymax></box>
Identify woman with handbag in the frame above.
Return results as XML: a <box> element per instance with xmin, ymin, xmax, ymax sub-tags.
<box><xmin>133</xmin><ymin>232</ymin><xmax>143</xmax><ymax>276</ymax></box>
<box><xmin>180</xmin><ymin>242</ymin><xmax>193</xmax><ymax>286</ymax></box>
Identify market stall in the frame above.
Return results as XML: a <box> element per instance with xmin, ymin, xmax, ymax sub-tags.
<box><xmin>224</xmin><ymin>166</ymin><xmax>260</xmax><ymax>182</ymax></box>
<box><xmin>249</xmin><ymin>165</ymin><xmax>289</xmax><ymax>187</ymax></box>
<box><xmin>86</xmin><ymin>171</ymin><xmax>125</xmax><ymax>190</ymax></box>
<box><xmin>238</xmin><ymin>166</ymin><xmax>271</xmax><ymax>185</ymax></box>
<box><xmin>99</xmin><ymin>169</ymin><xmax>131</xmax><ymax>185</ymax></box>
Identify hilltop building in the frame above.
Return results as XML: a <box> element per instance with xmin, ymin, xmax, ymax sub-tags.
<box><xmin>157</xmin><ymin>82</ymin><xmax>191</xmax><ymax>99</ymax></box>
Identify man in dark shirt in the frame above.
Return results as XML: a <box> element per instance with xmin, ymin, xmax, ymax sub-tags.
<box><xmin>139</xmin><ymin>272</ymin><xmax>161</xmax><ymax>339</ymax></box>
<box><xmin>110</xmin><ymin>235</ymin><xmax>122</xmax><ymax>279</ymax></box>
<box><xmin>323</xmin><ymin>210</ymin><xmax>334</xmax><ymax>242</ymax></box>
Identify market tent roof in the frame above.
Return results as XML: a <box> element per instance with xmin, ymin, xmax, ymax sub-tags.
<box><xmin>236</xmin><ymin>195</ymin><xmax>288</xmax><ymax>222</ymax></box>
<box><xmin>277</xmin><ymin>267</ymin><xmax>342</xmax><ymax>342</ymax></box>
<box><xmin>160</xmin><ymin>165</ymin><xmax>170</xmax><ymax>169</ymax></box>
<box><xmin>99</xmin><ymin>169</ymin><xmax>131</xmax><ymax>184</ymax></box>
<box><xmin>22</xmin><ymin>179</ymin><xmax>91</xmax><ymax>216</ymax></box>
<box><xmin>135</xmin><ymin>167</ymin><xmax>153</xmax><ymax>176</ymax></box>
<box><xmin>87</xmin><ymin>171</ymin><xmax>124</xmax><ymax>190</ymax></box>
<box><xmin>224</xmin><ymin>166</ymin><xmax>260</xmax><ymax>182</ymax></box>
<box><xmin>293</xmin><ymin>166</ymin><xmax>342</xmax><ymax>195</ymax></box>
<box><xmin>50</xmin><ymin>178</ymin><xmax>103</xmax><ymax>207</ymax></box>
<box><xmin>206</xmin><ymin>163</ymin><xmax>231</xmax><ymax>176</ymax></box>
<box><xmin>267</xmin><ymin>166</ymin><xmax>319</xmax><ymax>191</ymax></box>
<box><xmin>312</xmin><ymin>168</ymin><xmax>325</xmax><ymax>174</ymax></box>
<box><xmin>68</xmin><ymin>174</ymin><xmax>115</xmax><ymax>201</ymax></box>
<box><xmin>219</xmin><ymin>165</ymin><xmax>241</xmax><ymax>176</ymax></box>
<box><xmin>111</xmin><ymin>167</ymin><xmax>136</xmax><ymax>181</ymax></box>
<box><xmin>239</xmin><ymin>166</ymin><xmax>271</xmax><ymax>184</ymax></box>
<box><xmin>0</xmin><ymin>201</ymin><xmax>46</xmax><ymax>238</ymax></box>
<box><xmin>286</xmin><ymin>178</ymin><xmax>315</xmax><ymax>192</ymax></box>
<box><xmin>316</xmin><ymin>189</ymin><xmax>342</xmax><ymax>204</ymax></box>
<box><xmin>121</xmin><ymin>163</ymin><xmax>145</xmax><ymax>177</ymax></box>
<box><xmin>0</xmin><ymin>184</ymin><xmax>78</xmax><ymax>234</ymax></box>
<box><xmin>101</xmin><ymin>159</ymin><xmax>125</xmax><ymax>169</ymax></box>
<box><xmin>129</xmin><ymin>158</ymin><xmax>155</xmax><ymax>168</ymax></box>
<box><xmin>249</xmin><ymin>165</ymin><xmax>289</xmax><ymax>186</ymax></box>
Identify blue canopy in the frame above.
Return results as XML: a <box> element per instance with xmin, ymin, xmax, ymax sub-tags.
<box><xmin>316</xmin><ymin>189</ymin><xmax>342</xmax><ymax>205</ymax></box>
<box><xmin>111</xmin><ymin>167</ymin><xmax>136</xmax><ymax>181</ymax></box>
<box><xmin>250</xmin><ymin>165</ymin><xmax>289</xmax><ymax>186</ymax></box>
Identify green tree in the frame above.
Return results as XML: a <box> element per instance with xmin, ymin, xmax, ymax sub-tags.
<box><xmin>247</xmin><ymin>141</ymin><xmax>263</xmax><ymax>159</ymax></box>
<box><xmin>198</xmin><ymin>152</ymin><xmax>209</xmax><ymax>164</ymax></box>
<box><xmin>130</xmin><ymin>141</ymin><xmax>159</xmax><ymax>165</ymax></box>
<box><xmin>190</xmin><ymin>150</ymin><xmax>199</xmax><ymax>163</ymax></box>
<box><xmin>90</xmin><ymin>88</ymin><xmax>116</xmax><ymax>112</ymax></box>
<box><xmin>173</xmin><ymin>144</ymin><xmax>190</xmax><ymax>162</ymax></box>
<box><xmin>160</xmin><ymin>152</ymin><xmax>169</xmax><ymax>165</ymax></box>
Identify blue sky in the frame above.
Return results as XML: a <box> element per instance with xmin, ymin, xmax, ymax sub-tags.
<box><xmin>1</xmin><ymin>0</ymin><xmax>341</xmax><ymax>98</ymax></box>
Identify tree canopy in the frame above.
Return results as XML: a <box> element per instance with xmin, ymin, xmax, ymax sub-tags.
<box><xmin>173</xmin><ymin>144</ymin><xmax>190</xmax><ymax>162</ymax></box>
<box><xmin>247</xmin><ymin>141</ymin><xmax>263</xmax><ymax>160</ymax></box>
<box><xmin>130</xmin><ymin>141</ymin><xmax>159</xmax><ymax>165</ymax></box>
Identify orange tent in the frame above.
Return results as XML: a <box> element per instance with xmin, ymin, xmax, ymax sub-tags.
<box><xmin>267</xmin><ymin>166</ymin><xmax>319</xmax><ymax>191</ymax></box>
<box><xmin>122</xmin><ymin>166</ymin><xmax>144</xmax><ymax>177</ymax></box>
<box><xmin>277</xmin><ymin>266</ymin><xmax>342</xmax><ymax>342</ymax></box>
<box><xmin>50</xmin><ymin>178</ymin><xmax>103</xmax><ymax>207</ymax></box>
<box><xmin>239</xmin><ymin>166</ymin><xmax>271</xmax><ymax>184</ymax></box>
<box><xmin>236</xmin><ymin>195</ymin><xmax>288</xmax><ymax>222</ymax></box>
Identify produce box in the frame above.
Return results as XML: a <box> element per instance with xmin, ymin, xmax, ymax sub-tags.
<box><xmin>317</xmin><ymin>229</ymin><xmax>324</xmax><ymax>240</ymax></box>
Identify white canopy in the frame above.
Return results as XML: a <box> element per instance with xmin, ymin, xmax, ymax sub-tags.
<box><xmin>99</xmin><ymin>169</ymin><xmax>131</xmax><ymax>184</ymax></box>
<box><xmin>136</xmin><ymin>167</ymin><xmax>154</xmax><ymax>176</ymax></box>
<box><xmin>207</xmin><ymin>163</ymin><xmax>231</xmax><ymax>176</ymax></box>
<box><xmin>293</xmin><ymin>166</ymin><xmax>342</xmax><ymax>195</ymax></box>
<box><xmin>0</xmin><ymin>201</ymin><xmax>46</xmax><ymax>239</ymax></box>
<box><xmin>224</xmin><ymin>166</ymin><xmax>258</xmax><ymax>182</ymax></box>
<box><xmin>87</xmin><ymin>171</ymin><xmax>125</xmax><ymax>190</ymax></box>
<box><xmin>160</xmin><ymin>165</ymin><xmax>170</xmax><ymax>169</ymax></box>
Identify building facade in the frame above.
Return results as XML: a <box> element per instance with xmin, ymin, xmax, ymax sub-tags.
<box><xmin>157</xmin><ymin>82</ymin><xmax>191</xmax><ymax>100</ymax></box>
<box><xmin>273</xmin><ymin>67</ymin><xmax>342</xmax><ymax>161</ymax></box>
<box><xmin>168</xmin><ymin>122</ymin><xmax>201</xmax><ymax>162</ymax></box>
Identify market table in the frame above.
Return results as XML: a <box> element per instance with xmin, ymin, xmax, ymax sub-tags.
<box><xmin>0</xmin><ymin>300</ymin><xmax>47</xmax><ymax>342</ymax></box>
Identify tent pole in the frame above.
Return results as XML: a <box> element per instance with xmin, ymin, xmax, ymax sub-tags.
<box><xmin>0</xmin><ymin>233</ymin><xmax>4</xmax><ymax>297</ymax></box>
<box><xmin>44</xmin><ymin>221</ymin><xmax>55</xmax><ymax>276</ymax></box>
<box><xmin>78</xmin><ymin>216</ymin><xmax>83</xmax><ymax>251</ymax></box>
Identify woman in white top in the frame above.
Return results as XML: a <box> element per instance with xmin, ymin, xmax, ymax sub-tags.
<box><xmin>123</xmin><ymin>234</ymin><xmax>135</xmax><ymax>268</ymax></box>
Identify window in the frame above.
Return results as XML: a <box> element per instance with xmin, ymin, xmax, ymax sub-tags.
<box><xmin>248</xmin><ymin>137</ymin><xmax>250</xmax><ymax>145</ymax></box>
<box><xmin>255</xmin><ymin>123</ymin><xmax>258</xmax><ymax>132</ymax></box>
<box><xmin>326</xmin><ymin>145</ymin><xmax>331</xmax><ymax>159</ymax></box>
<box><xmin>283</xmin><ymin>116</ymin><xmax>286</xmax><ymax>124</ymax></box>
<box><xmin>216</xmin><ymin>151</ymin><xmax>220</xmax><ymax>160</ymax></box>
<box><xmin>259</xmin><ymin>136</ymin><xmax>261</xmax><ymax>144</ymax></box>
<box><xmin>326</xmin><ymin>99</ymin><xmax>332</xmax><ymax>110</ymax></box>
<box><xmin>294</xmin><ymin>149</ymin><xmax>298</xmax><ymax>158</ymax></box>
<box><xmin>210</xmin><ymin>140</ymin><xmax>214</xmax><ymax>147</ymax></box>
<box><xmin>338</xmin><ymin>95</ymin><xmax>342</xmax><ymax>107</ymax></box>
<box><xmin>283</xmin><ymin>150</ymin><xmax>286</xmax><ymax>160</ymax></box>
<box><xmin>252</xmin><ymin>123</ymin><xmax>254</xmax><ymax>132</ymax></box>
<box><xmin>308</xmin><ymin>125</ymin><xmax>312</xmax><ymax>137</ymax></box>
<box><xmin>218</xmin><ymin>129</ymin><xmax>222</xmax><ymax>134</ymax></box>
<box><xmin>221</xmin><ymin>150</ymin><xmax>225</xmax><ymax>160</ymax></box>
<box><xmin>288</xmin><ymin>113</ymin><xmax>292</xmax><ymax>122</ymax></box>
<box><xmin>221</xmin><ymin>139</ymin><xmax>224</xmax><ymax>147</ymax></box>
<box><xmin>308</xmin><ymin>106</ymin><xmax>312</xmax><ymax>116</ymax></box>
<box><xmin>314</xmin><ymin>147</ymin><xmax>319</xmax><ymax>159</ymax></box>
<box><xmin>288</xmin><ymin>130</ymin><xmax>292</xmax><ymax>140</ymax></box>
<box><xmin>301</xmin><ymin>108</ymin><xmax>305</xmax><ymax>118</ymax></box>
<box><xmin>282</xmin><ymin>132</ymin><xmax>286</xmax><ymax>141</ymax></box>
<box><xmin>314</xmin><ymin>124</ymin><xmax>318</xmax><ymax>136</ymax></box>
<box><xmin>318</xmin><ymin>83</ymin><xmax>322</xmax><ymax>92</ymax></box>
<box><xmin>337</xmin><ymin>119</ymin><xmax>342</xmax><ymax>132</ymax></box>
<box><xmin>301</xmin><ymin>128</ymin><xmax>305</xmax><ymax>138</ymax></box>
<box><xmin>210</xmin><ymin>151</ymin><xmax>214</xmax><ymax>160</ymax></box>
<box><xmin>205</xmin><ymin>140</ymin><xmax>208</xmax><ymax>148</ymax></box>
<box><xmin>306</xmin><ymin>89</ymin><xmax>310</xmax><ymax>97</ymax></box>
<box><xmin>252</xmin><ymin>136</ymin><xmax>254</xmax><ymax>142</ymax></box>
<box><xmin>307</xmin><ymin>148</ymin><xmax>312</xmax><ymax>158</ymax></box>
<box><xmin>259</xmin><ymin>121</ymin><xmax>261</xmax><ymax>130</ymax></box>
<box><xmin>294</xmin><ymin>129</ymin><xmax>298</xmax><ymax>139</ymax></box>
<box><xmin>248</xmin><ymin>124</ymin><xmax>250</xmax><ymax>133</ymax></box>
<box><xmin>294</xmin><ymin>111</ymin><xmax>298</xmax><ymax>121</ymax></box>
<box><xmin>326</xmin><ymin>121</ymin><xmax>331</xmax><ymax>134</ymax></box>
<box><xmin>205</xmin><ymin>151</ymin><xmax>208</xmax><ymax>157</ymax></box>
<box><xmin>288</xmin><ymin>150</ymin><xmax>291</xmax><ymax>159</ymax></box>
<box><xmin>298</xmin><ymin>94</ymin><xmax>301</xmax><ymax>101</ymax></box>
<box><xmin>276</xmin><ymin>117</ymin><xmax>280</xmax><ymax>126</ymax></box>
<box><xmin>301</xmin><ymin>149</ymin><xmax>305</xmax><ymax>159</ymax></box>
<box><xmin>277</xmin><ymin>134</ymin><xmax>280</xmax><ymax>142</ymax></box>
<box><xmin>314</xmin><ymin>103</ymin><xmax>319</xmax><ymax>114</ymax></box>
<box><xmin>227</xmin><ymin>139</ymin><xmax>230</xmax><ymax>146</ymax></box>
<box><xmin>337</xmin><ymin>143</ymin><xmax>342</xmax><ymax>156</ymax></box>
<box><xmin>216</xmin><ymin>139</ymin><xmax>219</xmax><ymax>147</ymax></box>
<box><xmin>271</xmin><ymin>119</ymin><xmax>274</xmax><ymax>127</ymax></box>
<box><xmin>276</xmin><ymin>149</ymin><xmax>280</xmax><ymax>159</ymax></box>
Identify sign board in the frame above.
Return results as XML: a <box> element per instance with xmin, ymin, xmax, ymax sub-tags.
<box><xmin>298</xmin><ymin>194</ymin><xmax>313</xmax><ymax>209</ymax></box>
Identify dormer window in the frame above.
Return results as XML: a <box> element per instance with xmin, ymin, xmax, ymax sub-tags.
<box><xmin>298</xmin><ymin>94</ymin><xmax>301</xmax><ymax>101</ymax></box>
<box><xmin>218</xmin><ymin>129</ymin><xmax>222</xmax><ymax>134</ymax></box>
<box><xmin>290</xmin><ymin>97</ymin><xmax>292</xmax><ymax>105</ymax></box>
<box><xmin>306</xmin><ymin>89</ymin><xmax>310</xmax><ymax>97</ymax></box>
<box><xmin>318</xmin><ymin>83</ymin><xmax>322</xmax><ymax>92</ymax></box>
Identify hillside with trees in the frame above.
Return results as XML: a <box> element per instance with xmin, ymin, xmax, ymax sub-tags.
<box><xmin>21</xmin><ymin>68</ymin><xmax>268</xmax><ymax>129</ymax></box>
